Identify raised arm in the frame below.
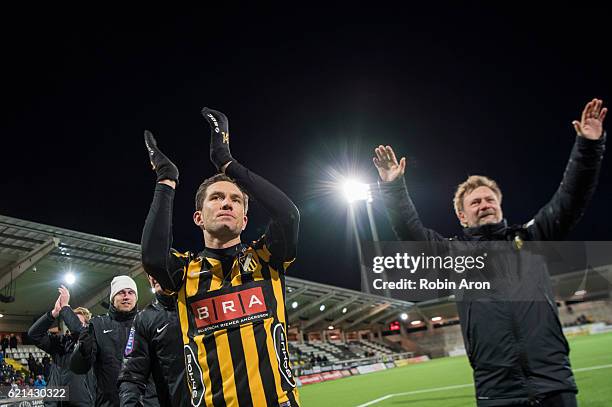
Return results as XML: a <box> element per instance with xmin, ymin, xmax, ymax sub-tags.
<box><xmin>527</xmin><ymin>98</ymin><xmax>607</xmax><ymax>240</ymax></box>
<box><xmin>141</xmin><ymin>131</ymin><xmax>188</xmax><ymax>292</ymax></box>
<box><xmin>374</xmin><ymin>145</ymin><xmax>445</xmax><ymax>241</ymax></box>
<box><xmin>27</xmin><ymin>295</ymin><xmax>62</xmax><ymax>354</ymax></box>
<box><xmin>202</xmin><ymin>108</ymin><xmax>300</xmax><ymax>262</ymax></box>
<box><xmin>57</xmin><ymin>285</ymin><xmax>85</xmax><ymax>334</ymax></box>
<box><xmin>27</xmin><ymin>286</ymin><xmax>79</xmax><ymax>353</ymax></box>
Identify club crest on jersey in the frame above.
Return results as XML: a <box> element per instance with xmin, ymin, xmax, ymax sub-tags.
<box><xmin>514</xmin><ymin>235</ymin><xmax>524</xmax><ymax>250</ymax></box>
<box><xmin>124</xmin><ymin>327</ymin><xmax>135</xmax><ymax>356</ymax></box>
<box><xmin>239</xmin><ymin>252</ymin><xmax>258</xmax><ymax>273</ymax></box>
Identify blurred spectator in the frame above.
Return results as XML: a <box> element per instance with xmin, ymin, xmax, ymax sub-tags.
<box><xmin>34</xmin><ymin>360</ymin><xmax>44</xmax><ymax>377</ymax></box>
<box><xmin>34</xmin><ymin>374</ymin><xmax>46</xmax><ymax>388</ymax></box>
<box><xmin>27</xmin><ymin>353</ymin><xmax>36</xmax><ymax>373</ymax></box>
<box><xmin>1</xmin><ymin>335</ymin><xmax>8</xmax><ymax>353</ymax></box>
<box><xmin>9</xmin><ymin>334</ymin><xmax>18</xmax><ymax>349</ymax></box>
<box><xmin>42</xmin><ymin>356</ymin><xmax>51</xmax><ymax>379</ymax></box>
<box><xmin>564</xmin><ymin>313</ymin><xmax>595</xmax><ymax>327</ymax></box>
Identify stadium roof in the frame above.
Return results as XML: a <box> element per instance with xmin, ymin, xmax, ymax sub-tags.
<box><xmin>0</xmin><ymin>214</ymin><xmax>415</xmax><ymax>333</ymax></box>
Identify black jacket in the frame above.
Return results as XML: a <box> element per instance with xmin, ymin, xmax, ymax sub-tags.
<box><xmin>380</xmin><ymin>135</ymin><xmax>605</xmax><ymax>406</ymax></box>
<box><xmin>118</xmin><ymin>293</ymin><xmax>188</xmax><ymax>407</ymax></box>
<box><xmin>70</xmin><ymin>305</ymin><xmax>139</xmax><ymax>407</ymax></box>
<box><xmin>27</xmin><ymin>306</ymin><xmax>95</xmax><ymax>407</ymax></box>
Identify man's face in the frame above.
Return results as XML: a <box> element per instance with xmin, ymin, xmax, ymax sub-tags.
<box><xmin>112</xmin><ymin>288</ymin><xmax>137</xmax><ymax>312</ymax></box>
<box><xmin>458</xmin><ymin>186</ymin><xmax>503</xmax><ymax>227</ymax></box>
<box><xmin>193</xmin><ymin>181</ymin><xmax>248</xmax><ymax>239</ymax></box>
<box><xmin>148</xmin><ymin>275</ymin><xmax>163</xmax><ymax>294</ymax></box>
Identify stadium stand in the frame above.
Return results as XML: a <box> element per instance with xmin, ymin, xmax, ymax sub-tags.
<box><xmin>3</xmin><ymin>345</ymin><xmax>51</xmax><ymax>367</ymax></box>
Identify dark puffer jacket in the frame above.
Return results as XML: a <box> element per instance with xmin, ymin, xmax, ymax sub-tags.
<box><xmin>380</xmin><ymin>135</ymin><xmax>605</xmax><ymax>406</ymax></box>
<box><xmin>118</xmin><ymin>292</ymin><xmax>187</xmax><ymax>407</ymax></box>
<box><xmin>70</xmin><ymin>305</ymin><xmax>141</xmax><ymax>407</ymax></box>
<box><xmin>28</xmin><ymin>306</ymin><xmax>95</xmax><ymax>407</ymax></box>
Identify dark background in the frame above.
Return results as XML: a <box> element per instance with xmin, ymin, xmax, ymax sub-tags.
<box><xmin>3</xmin><ymin>6</ymin><xmax>611</xmax><ymax>291</ymax></box>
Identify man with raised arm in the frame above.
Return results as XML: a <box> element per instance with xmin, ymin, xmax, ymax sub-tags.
<box><xmin>28</xmin><ymin>285</ymin><xmax>94</xmax><ymax>406</ymax></box>
<box><xmin>373</xmin><ymin>99</ymin><xmax>607</xmax><ymax>407</ymax></box>
<box><xmin>141</xmin><ymin>108</ymin><xmax>300</xmax><ymax>407</ymax></box>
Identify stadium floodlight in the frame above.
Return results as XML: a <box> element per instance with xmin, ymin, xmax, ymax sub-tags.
<box><xmin>342</xmin><ymin>180</ymin><xmax>372</xmax><ymax>203</ymax></box>
<box><xmin>342</xmin><ymin>178</ymin><xmax>379</xmax><ymax>295</ymax></box>
<box><xmin>0</xmin><ymin>314</ymin><xmax>3</xmax><ymax>318</ymax></box>
<box><xmin>64</xmin><ymin>272</ymin><xmax>76</xmax><ymax>285</ymax></box>
<box><xmin>431</xmin><ymin>316</ymin><xmax>442</xmax><ymax>322</ymax></box>
<box><xmin>342</xmin><ymin>307</ymin><xmax>347</xmax><ymax>314</ymax></box>
<box><xmin>291</xmin><ymin>301</ymin><xmax>298</xmax><ymax>309</ymax></box>
<box><xmin>573</xmin><ymin>266</ymin><xmax>592</xmax><ymax>298</ymax></box>
<box><xmin>328</xmin><ymin>325</ymin><xmax>334</xmax><ymax>330</ymax></box>
<box><xmin>410</xmin><ymin>320</ymin><xmax>422</xmax><ymax>326</ymax></box>
<box><xmin>400</xmin><ymin>313</ymin><xmax>409</xmax><ymax>321</ymax></box>
<box><xmin>320</xmin><ymin>304</ymin><xmax>326</xmax><ymax>312</ymax></box>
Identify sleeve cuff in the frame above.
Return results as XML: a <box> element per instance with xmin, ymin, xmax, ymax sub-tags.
<box><xmin>576</xmin><ymin>132</ymin><xmax>606</xmax><ymax>147</ymax></box>
<box><xmin>155</xmin><ymin>183</ymin><xmax>176</xmax><ymax>195</ymax></box>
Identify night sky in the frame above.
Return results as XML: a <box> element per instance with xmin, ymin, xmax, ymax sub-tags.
<box><xmin>3</xmin><ymin>7</ymin><xmax>611</xmax><ymax>291</ymax></box>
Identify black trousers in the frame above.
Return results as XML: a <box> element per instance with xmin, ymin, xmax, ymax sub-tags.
<box><xmin>539</xmin><ymin>391</ymin><xmax>577</xmax><ymax>407</ymax></box>
<box><xmin>492</xmin><ymin>392</ymin><xmax>578</xmax><ymax>406</ymax></box>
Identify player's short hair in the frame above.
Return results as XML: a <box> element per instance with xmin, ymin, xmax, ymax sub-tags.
<box><xmin>453</xmin><ymin>175</ymin><xmax>502</xmax><ymax>216</ymax></box>
<box><xmin>73</xmin><ymin>307</ymin><xmax>92</xmax><ymax>323</ymax></box>
<box><xmin>195</xmin><ymin>174</ymin><xmax>249</xmax><ymax>213</ymax></box>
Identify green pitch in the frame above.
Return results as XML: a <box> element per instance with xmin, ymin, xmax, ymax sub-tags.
<box><xmin>298</xmin><ymin>332</ymin><xmax>612</xmax><ymax>406</ymax></box>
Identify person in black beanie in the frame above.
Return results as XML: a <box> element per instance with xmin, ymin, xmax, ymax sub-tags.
<box><xmin>70</xmin><ymin>275</ymin><xmax>140</xmax><ymax>407</ymax></box>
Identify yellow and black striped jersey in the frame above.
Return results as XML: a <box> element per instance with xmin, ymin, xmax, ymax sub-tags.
<box><xmin>141</xmin><ymin>161</ymin><xmax>301</xmax><ymax>406</ymax></box>
<box><xmin>172</xmin><ymin>237</ymin><xmax>299</xmax><ymax>407</ymax></box>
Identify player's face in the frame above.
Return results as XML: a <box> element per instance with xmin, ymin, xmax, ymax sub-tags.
<box><xmin>112</xmin><ymin>288</ymin><xmax>137</xmax><ymax>312</ymax></box>
<box><xmin>458</xmin><ymin>186</ymin><xmax>503</xmax><ymax>227</ymax></box>
<box><xmin>76</xmin><ymin>314</ymin><xmax>87</xmax><ymax>327</ymax></box>
<box><xmin>196</xmin><ymin>181</ymin><xmax>248</xmax><ymax>238</ymax></box>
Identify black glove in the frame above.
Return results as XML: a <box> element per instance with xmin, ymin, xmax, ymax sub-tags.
<box><xmin>78</xmin><ymin>326</ymin><xmax>94</xmax><ymax>357</ymax></box>
<box><xmin>144</xmin><ymin>130</ymin><xmax>179</xmax><ymax>183</ymax></box>
<box><xmin>201</xmin><ymin>107</ymin><xmax>234</xmax><ymax>171</ymax></box>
